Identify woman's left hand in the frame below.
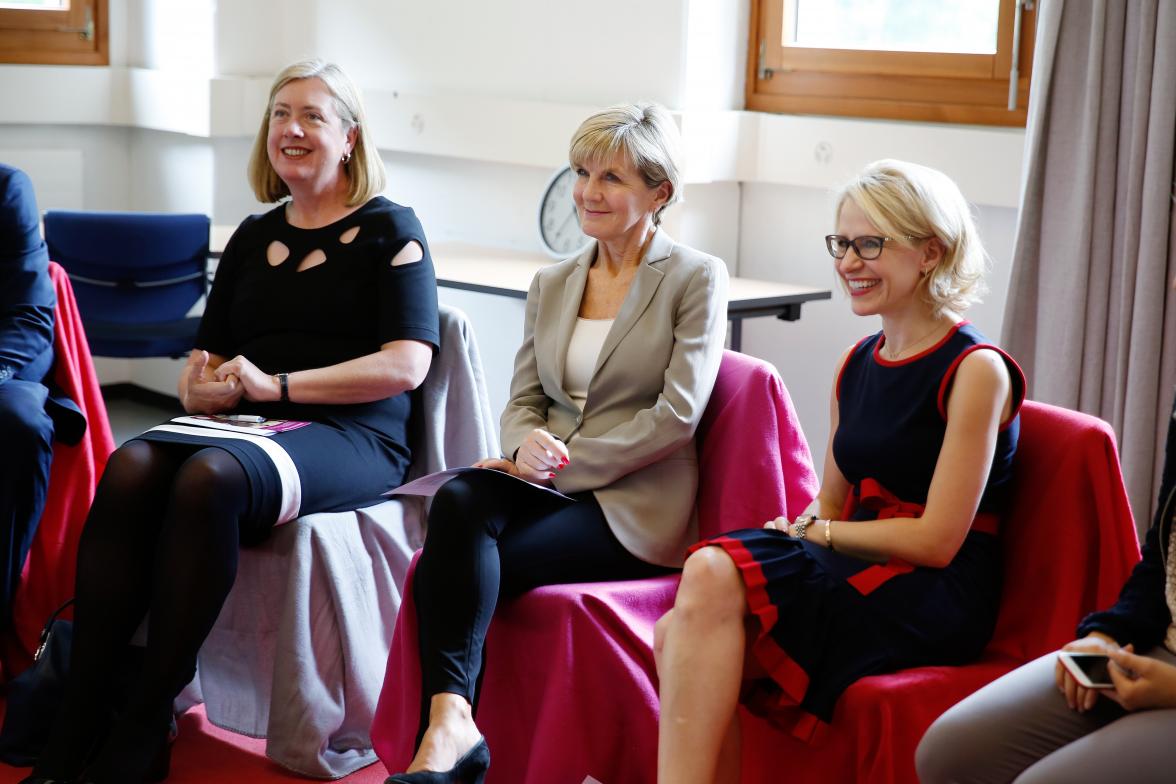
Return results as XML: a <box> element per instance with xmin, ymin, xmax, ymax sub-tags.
<box><xmin>473</xmin><ymin>457</ymin><xmax>521</xmax><ymax>475</ymax></box>
<box><xmin>1104</xmin><ymin>645</ymin><xmax>1176</xmax><ymax>711</ymax></box>
<box><xmin>214</xmin><ymin>355</ymin><xmax>280</xmax><ymax>403</ymax></box>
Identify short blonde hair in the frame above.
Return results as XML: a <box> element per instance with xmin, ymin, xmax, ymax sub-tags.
<box><xmin>835</xmin><ymin>159</ymin><xmax>988</xmax><ymax>315</ymax></box>
<box><xmin>247</xmin><ymin>59</ymin><xmax>385</xmax><ymax>206</ymax></box>
<box><xmin>568</xmin><ymin>102</ymin><xmax>682</xmax><ymax>225</ymax></box>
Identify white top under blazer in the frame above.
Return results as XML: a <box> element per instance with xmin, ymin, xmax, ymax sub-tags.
<box><xmin>563</xmin><ymin>317</ymin><xmax>614</xmax><ymax>411</ymax></box>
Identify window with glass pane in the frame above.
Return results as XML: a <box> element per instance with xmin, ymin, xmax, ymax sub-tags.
<box><xmin>788</xmin><ymin>0</ymin><xmax>999</xmax><ymax>54</ymax></box>
<box><xmin>0</xmin><ymin>1</ymin><xmax>68</xmax><ymax>9</ymax></box>
<box><xmin>0</xmin><ymin>0</ymin><xmax>105</xmax><ymax>65</ymax></box>
<box><xmin>748</xmin><ymin>0</ymin><xmax>1034</xmax><ymax>126</ymax></box>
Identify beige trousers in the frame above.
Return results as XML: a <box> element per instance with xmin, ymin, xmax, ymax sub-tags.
<box><xmin>916</xmin><ymin>647</ymin><xmax>1176</xmax><ymax>784</ymax></box>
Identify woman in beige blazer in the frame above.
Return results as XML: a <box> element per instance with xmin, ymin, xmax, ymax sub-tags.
<box><xmin>387</xmin><ymin>103</ymin><xmax>728</xmax><ymax>784</ymax></box>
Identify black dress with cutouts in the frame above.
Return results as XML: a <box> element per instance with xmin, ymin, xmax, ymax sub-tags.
<box><xmin>137</xmin><ymin>197</ymin><xmax>440</xmax><ymax>541</ymax></box>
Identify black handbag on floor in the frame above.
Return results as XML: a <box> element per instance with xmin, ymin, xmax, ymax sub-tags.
<box><xmin>0</xmin><ymin>598</ymin><xmax>74</xmax><ymax>766</ymax></box>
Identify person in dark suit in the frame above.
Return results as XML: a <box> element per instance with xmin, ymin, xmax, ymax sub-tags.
<box><xmin>0</xmin><ymin>164</ymin><xmax>57</xmax><ymax>633</ymax></box>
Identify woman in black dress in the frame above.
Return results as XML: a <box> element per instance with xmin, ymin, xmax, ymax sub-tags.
<box><xmin>654</xmin><ymin>159</ymin><xmax>1023</xmax><ymax>784</ymax></box>
<box><xmin>24</xmin><ymin>59</ymin><xmax>439</xmax><ymax>784</ymax></box>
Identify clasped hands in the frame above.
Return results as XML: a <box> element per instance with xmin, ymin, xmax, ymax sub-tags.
<box><xmin>474</xmin><ymin>428</ymin><xmax>569</xmax><ymax>485</ymax></box>
<box><xmin>1056</xmin><ymin>633</ymin><xmax>1176</xmax><ymax>713</ymax></box>
<box><xmin>763</xmin><ymin>513</ymin><xmax>831</xmax><ymax>548</ymax></box>
<box><xmin>182</xmin><ymin>351</ymin><xmax>279</xmax><ymax>414</ymax></box>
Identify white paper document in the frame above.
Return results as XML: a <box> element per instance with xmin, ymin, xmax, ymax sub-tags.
<box><xmin>384</xmin><ymin>466</ymin><xmax>574</xmax><ymax>501</ymax></box>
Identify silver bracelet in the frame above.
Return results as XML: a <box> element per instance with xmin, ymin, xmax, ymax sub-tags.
<box><xmin>793</xmin><ymin>513</ymin><xmax>817</xmax><ymax>540</ymax></box>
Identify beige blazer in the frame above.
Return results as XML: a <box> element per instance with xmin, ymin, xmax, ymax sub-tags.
<box><xmin>500</xmin><ymin>229</ymin><xmax>728</xmax><ymax>567</ymax></box>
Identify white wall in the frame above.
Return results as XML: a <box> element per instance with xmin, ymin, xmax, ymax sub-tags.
<box><xmin>0</xmin><ymin>0</ymin><xmax>1027</xmax><ymax>471</ymax></box>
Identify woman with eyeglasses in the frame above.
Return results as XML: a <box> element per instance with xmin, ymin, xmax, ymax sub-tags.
<box><xmin>654</xmin><ymin>159</ymin><xmax>1025</xmax><ymax>783</ymax></box>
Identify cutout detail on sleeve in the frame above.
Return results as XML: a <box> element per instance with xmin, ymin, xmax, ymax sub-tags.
<box><xmin>391</xmin><ymin>240</ymin><xmax>424</xmax><ymax>267</ymax></box>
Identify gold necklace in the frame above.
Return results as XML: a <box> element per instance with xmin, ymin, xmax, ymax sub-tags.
<box><xmin>881</xmin><ymin>321</ymin><xmax>946</xmax><ymax>360</ymax></box>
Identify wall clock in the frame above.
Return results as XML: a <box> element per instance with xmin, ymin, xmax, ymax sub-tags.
<box><xmin>538</xmin><ymin>165</ymin><xmax>591</xmax><ymax>259</ymax></box>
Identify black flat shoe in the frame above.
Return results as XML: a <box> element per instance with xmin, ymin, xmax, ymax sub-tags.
<box><xmin>385</xmin><ymin>736</ymin><xmax>490</xmax><ymax>784</ymax></box>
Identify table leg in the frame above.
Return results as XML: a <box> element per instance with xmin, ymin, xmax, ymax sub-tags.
<box><xmin>729</xmin><ymin>318</ymin><xmax>743</xmax><ymax>353</ymax></box>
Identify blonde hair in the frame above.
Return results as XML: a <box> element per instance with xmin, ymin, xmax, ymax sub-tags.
<box><xmin>835</xmin><ymin>159</ymin><xmax>989</xmax><ymax>315</ymax></box>
<box><xmin>247</xmin><ymin>59</ymin><xmax>385</xmax><ymax>206</ymax></box>
<box><xmin>568</xmin><ymin>102</ymin><xmax>682</xmax><ymax>225</ymax></box>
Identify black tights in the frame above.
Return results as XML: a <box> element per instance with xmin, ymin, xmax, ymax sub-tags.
<box><xmin>36</xmin><ymin>440</ymin><xmax>249</xmax><ymax>783</ymax></box>
<box><xmin>413</xmin><ymin>471</ymin><xmax>674</xmax><ymax>745</ymax></box>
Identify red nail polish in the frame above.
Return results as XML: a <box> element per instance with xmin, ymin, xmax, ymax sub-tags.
<box><xmin>548</xmin><ymin>472</ymin><xmax>556</xmax><ymax>478</ymax></box>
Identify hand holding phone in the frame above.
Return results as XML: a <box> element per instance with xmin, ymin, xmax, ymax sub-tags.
<box><xmin>1058</xmin><ymin>651</ymin><xmax>1115</xmax><ymax>689</ymax></box>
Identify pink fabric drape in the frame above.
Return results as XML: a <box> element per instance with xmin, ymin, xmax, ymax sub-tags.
<box><xmin>372</xmin><ymin>350</ymin><xmax>818</xmax><ymax>783</ymax></box>
<box><xmin>5</xmin><ymin>262</ymin><xmax>114</xmax><ymax>674</ymax></box>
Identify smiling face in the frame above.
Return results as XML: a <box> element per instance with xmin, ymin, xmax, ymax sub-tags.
<box><xmin>572</xmin><ymin>152</ymin><xmax>670</xmax><ymax>247</ymax></box>
<box><xmin>835</xmin><ymin>198</ymin><xmax>937</xmax><ymax>319</ymax></box>
<box><xmin>265</xmin><ymin>77</ymin><xmax>356</xmax><ymax>196</ymax></box>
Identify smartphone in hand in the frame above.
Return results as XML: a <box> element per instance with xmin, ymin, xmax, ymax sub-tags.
<box><xmin>1058</xmin><ymin>651</ymin><xmax>1115</xmax><ymax>689</ymax></box>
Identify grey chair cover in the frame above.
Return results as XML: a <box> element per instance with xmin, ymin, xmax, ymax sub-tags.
<box><xmin>180</xmin><ymin>304</ymin><xmax>499</xmax><ymax>778</ymax></box>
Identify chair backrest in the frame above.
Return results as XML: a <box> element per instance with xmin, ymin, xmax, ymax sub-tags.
<box><xmin>406</xmin><ymin>303</ymin><xmax>500</xmax><ymax>479</ymax></box>
<box><xmin>696</xmin><ymin>350</ymin><xmax>819</xmax><ymax>540</ymax></box>
<box><xmin>43</xmin><ymin>210</ymin><xmax>210</xmax><ymax>358</ymax></box>
<box><xmin>987</xmin><ymin>400</ymin><xmax>1141</xmax><ymax>661</ymax></box>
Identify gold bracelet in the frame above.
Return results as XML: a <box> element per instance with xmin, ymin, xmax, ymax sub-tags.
<box><xmin>825</xmin><ymin>519</ymin><xmax>834</xmax><ymax>550</ymax></box>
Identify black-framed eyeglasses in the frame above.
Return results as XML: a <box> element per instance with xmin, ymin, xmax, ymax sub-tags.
<box><xmin>825</xmin><ymin>234</ymin><xmax>923</xmax><ymax>261</ymax></box>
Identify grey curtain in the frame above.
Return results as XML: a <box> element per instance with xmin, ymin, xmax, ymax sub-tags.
<box><xmin>1003</xmin><ymin>0</ymin><xmax>1176</xmax><ymax>531</ymax></box>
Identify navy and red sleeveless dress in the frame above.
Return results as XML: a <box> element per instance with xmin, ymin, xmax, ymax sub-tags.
<box><xmin>695</xmin><ymin>322</ymin><xmax>1025</xmax><ymax>741</ymax></box>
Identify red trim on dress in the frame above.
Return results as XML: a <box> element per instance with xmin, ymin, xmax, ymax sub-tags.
<box><xmin>691</xmin><ymin>475</ymin><xmax>1001</xmax><ymax>739</ymax></box>
<box><xmin>840</xmin><ymin>477</ymin><xmax>999</xmax><ymax>595</ymax></box>
<box><xmin>873</xmin><ymin>321</ymin><xmax>968</xmax><ymax>367</ymax></box>
<box><xmin>690</xmin><ymin>536</ymin><xmax>814</xmax><ymax>735</ymax></box>
<box><xmin>791</xmin><ymin>712</ymin><xmax>826</xmax><ymax>743</ymax></box>
<box><xmin>935</xmin><ymin>343</ymin><xmax>1028</xmax><ymax>429</ymax></box>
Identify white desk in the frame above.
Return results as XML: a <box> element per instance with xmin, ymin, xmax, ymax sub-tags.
<box><xmin>210</xmin><ymin>229</ymin><xmax>831</xmax><ymax>351</ymax></box>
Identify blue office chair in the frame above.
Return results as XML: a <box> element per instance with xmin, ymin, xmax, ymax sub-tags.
<box><xmin>43</xmin><ymin>210</ymin><xmax>210</xmax><ymax>358</ymax></box>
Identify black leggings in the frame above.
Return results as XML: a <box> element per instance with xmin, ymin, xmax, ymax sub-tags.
<box><xmin>412</xmin><ymin>470</ymin><xmax>674</xmax><ymax>743</ymax></box>
<box><xmin>36</xmin><ymin>440</ymin><xmax>249</xmax><ymax>783</ymax></box>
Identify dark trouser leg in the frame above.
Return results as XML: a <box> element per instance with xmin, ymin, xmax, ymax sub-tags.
<box><xmin>411</xmin><ymin>471</ymin><xmax>673</xmax><ymax>746</ymax></box>
<box><xmin>83</xmin><ymin>447</ymin><xmax>248</xmax><ymax>783</ymax></box>
<box><xmin>36</xmin><ymin>444</ymin><xmax>249</xmax><ymax>782</ymax></box>
<box><xmin>35</xmin><ymin>440</ymin><xmax>181</xmax><ymax>778</ymax></box>
<box><xmin>0</xmin><ymin>381</ymin><xmax>54</xmax><ymax>629</ymax></box>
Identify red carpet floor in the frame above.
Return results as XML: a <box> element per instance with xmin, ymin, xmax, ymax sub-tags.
<box><xmin>0</xmin><ymin>702</ymin><xmax>389</xmax><ymax>784</ymax></box>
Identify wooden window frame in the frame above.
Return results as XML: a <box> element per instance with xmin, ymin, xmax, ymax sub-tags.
<box><xmin>747</xmin><ymin>0</ymin><xmax>1036</xmax><ymax>127</ymax></box>
<box><xmin>0</xmin><ymin>0</ymin><xmax>108</xmax><ymax>65</ymax></box>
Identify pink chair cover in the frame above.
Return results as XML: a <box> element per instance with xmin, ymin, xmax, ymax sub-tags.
<box><xmin>372</xmin><ymin>350</ymin><xmax>818</xmax><ymax>782</ymax></box>
<box><xmin>4</xmin><ymin>262</ymin><xmax>114</xmax><ymax>676</ymax></box>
